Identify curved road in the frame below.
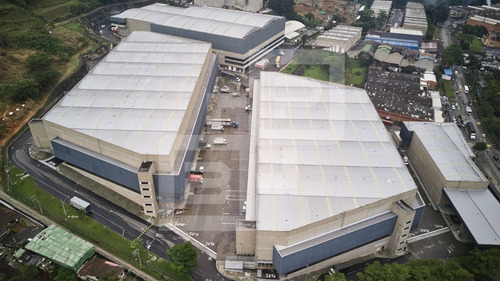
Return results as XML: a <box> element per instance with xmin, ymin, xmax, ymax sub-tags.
<box><xmin>8</xmin><ymin>129</ymin><xmax>227</xmax><ymax>281</ymax></box>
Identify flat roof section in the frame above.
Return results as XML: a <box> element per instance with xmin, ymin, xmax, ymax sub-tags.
<box><xmin>44</xmin><ymin>31</ymin><xmax>212</xmax><ymax>156</ymax></box>
<box><xmin>403</xmin><ymin>122</ymin><xmax>488</xmax><ymax>183</ymax></box>
<box><xmin>112</xmin><ymin>3</ymin><xmax>283</xmax><ymax>39</ymax></box>
<box><xmin>252</xmin><ymin>72</ymin><xmax>417</xmax><ymax>232</ymax></box>
<box><xmin>444</xmin><ymin>188</ymin><xmax>500</xmax><ymax>246</ymax></box>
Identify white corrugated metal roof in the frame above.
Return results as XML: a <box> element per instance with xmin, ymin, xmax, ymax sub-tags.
<box><xmin>404</xmin><ymin>122</ymin><xmax>487</xmax><ymax>183</ymax></box>
<box><xmin>113</xmin><ymin>3</ymin><xmax>282</xmax><ymax>39</ymax></box>
<box><xmin>444</xmin><ymin>188</ymin><xmax>500</xmax><ymax>246</ymax></box>
<box><xmin>252</xmin><ymin>72</ymin><xmax>416</xmax><ymax>232</ymax></box>
<box><xmin>44</xmin><ymin>31</ymin><xmax>211</xmax><ymax>156</ymax></box>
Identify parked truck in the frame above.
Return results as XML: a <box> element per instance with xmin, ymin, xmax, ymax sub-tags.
<box><xmin>188</xmin><ymin>174</ymin><xmax>203</xmax><ymax>183</ymax></box>
<box><xmin>466</xmin><ymin>122</ymin><xmax>476</xmax><ymax>140</ymax></box>
<box><xmin>214</xmin><ymin>137</ymin><xmax>228</xmax><ymax>145</ymax></box>
<box><xmin>255</xmin><ymin>59</ymin><xmax>269</xmax><ymax>69</ymax></box>
<box><xmin>275</xmin><ymin>56</ymin><xmax>281</xmax><ymax>68</ymax></box>
<box><xmin>466</xmin><ymin>106</ymin><xmax>472</xmax><ymax>114</ymax></box>
<box><xmin>211</xmin><ymin>124</ymin><xmax>224</xmax><ymax>131</ymax></box>
<box><xmin>70</xmin><ymin>196</ymin><xmax>91</xmax><ymax>213</ymax></box>
<box><xmin>206</xmin><ymin>119</ymin><xmax>232</xmax><ymax>126</ymax></box>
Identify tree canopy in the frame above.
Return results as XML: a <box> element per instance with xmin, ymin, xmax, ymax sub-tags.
<box><xmin>442</xmin><ymin>44</ymin><xmax>463</xmax><ymax>66</ymax></box>
<box><xmin>167</xmin><ymin>241</ymin><xmax>198</xmax><ymax>274</ymax></box>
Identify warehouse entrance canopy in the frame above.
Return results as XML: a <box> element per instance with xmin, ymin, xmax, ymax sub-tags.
<box><xmin>444</xmin><ymin>188</ymin><xmax>500</xmax><ymax>246</ymax></box>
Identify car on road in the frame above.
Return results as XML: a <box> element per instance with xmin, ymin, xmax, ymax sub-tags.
<box><xmin>493</xmin><ymin>155</ymin><xmax>499</xmax><ymax>161</ymax></box>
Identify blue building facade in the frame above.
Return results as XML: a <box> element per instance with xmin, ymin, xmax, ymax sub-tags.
<box><xmin>272</xmin><ymin>212</ymin><xmax>398</xmax><ymax>275</ymax></box>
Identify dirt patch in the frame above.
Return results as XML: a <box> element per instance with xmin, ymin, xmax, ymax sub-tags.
<box><xmin>293</xmin><ymin>65</ymin><xmax>305</xmax><ymax>76</ymax></box>
<box><xmin>12</xmin><ymin>223</ymin><xmax>26</xmax><ymax>233</ymax></box>
<box><xmin>295</xmin><ymin>0</ymin><xmax>358</xmax><ymax>24</ymax></box>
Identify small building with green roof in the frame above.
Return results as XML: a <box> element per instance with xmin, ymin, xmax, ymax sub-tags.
<box><xmin>25</xmin><ymin>225</ymin><xmax>94</xmax><ymax>271</ymax></box>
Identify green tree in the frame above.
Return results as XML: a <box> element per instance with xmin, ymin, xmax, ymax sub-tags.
<box><xmin>474</xmin><ymin>142</ymin><xmax>487</xmax><ymax>151</ymax></box>
<box><xmin>305</xmin><ymin>12</ymin><xmax>315</xmax><ymax>21</ymax></box>
<box><xmin>442</xmin><ymin>44</ymin><xmax>463</xmax><ymax>66</ymax></box>
<box><xmin>325</xmin><ymin>271</ymin><xmax>347</xmax><ymax>281</ymax></box>
<box><xmin>131</xmin><ymin>237</ymin><xmax>143</xmax><ymax>253</ymax></box>
<box><xmin>27</xmin><ymin>52</ymin><xmax>53</xmax><ymax>72</ymax></box>
<box><xmin>167</xmin><ymin>241</ymin><xmax>198</xmax><ymax>273</ymax></box>
<box><xmin>54</xmin><ymin>268</ymin><xmax>77</xmax><ymax>281</ymax></box>
<box><xmin>464</xmin><ymin>248</ymin><xmax>500</xmax><ymax>281</ymax></box>
<box><xmin>19</xmin><ymin>264</ymin><xmax>39</xmax><ymax>281</ymax></box>
<box><xmin>357</xmin><ymin>261</ymin><xmax>411</xmax><ymax>281</ymax></box>
<box><xmin>401</xmin><ymin>65</ymin><xmax>417</xmax><ymax>73</ymax></box>
<box><xmin>357</xmin><ymin>51</ymin><xmax>374</xmax><ymax>66</ymax></box>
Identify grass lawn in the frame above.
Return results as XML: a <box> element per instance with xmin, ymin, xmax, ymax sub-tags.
<box><xmin>469</xmin><ymin>37</ymin><xmax>483</xmax><ymax>52</ymax></box>
<box><xmin>33</xmin><ymin>0</ymin><xmax>79</xmax><ymax>20</ymax></box>
<box><xmin>65</xmin><ymin>21</ymin><xmax>84</xmax><ymax>34</ymax></box>
<box><xmin>459</xmin><ymin>33</ymin><xmax>484</xmax><ymax>52</ymax></box>
<box><xmin>438</xmin><ymin>79</ymin><xmax>456</xmax><ymax>102</ymax></box>
<box><xmin>6</xmin><ymin>163</ymin><xmax>192</xmax><ymax>281</ymax></box>
<box><xmin>282</xmin><ymin>50</ymin><xmax>368</xmax><ymax>85</ymax></box>
<box><xmin>345</xmin><ymin>58</ymin><xmax>367</xmax><ymax>86</ymax></box>
<box><xmin>303</xmin><ymin>65</ymin><xmax>330</xmax><ymax>81</ymax></box>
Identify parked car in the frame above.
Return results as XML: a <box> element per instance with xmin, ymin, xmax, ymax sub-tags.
<box><xmin>493</xmin><ymin>155</ymin><xmax>499</xmax><ymax>161</ymax></box>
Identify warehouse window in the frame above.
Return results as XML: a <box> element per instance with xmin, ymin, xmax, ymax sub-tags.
<box><xmin>406</xmin><ymin>221</ymin><xmax>411</xmax><ymax>224</ymax></box>
<box><xmin>402</xmin><ymin>234</ymin><xmax>407</xmax><ymax>238</ymax></box>
<box><xmin>142</xmin><ymin>188</ymin><xmax>150</xmax><ymax>191</ymax></box>
<box><xmin>141</xmin><ymin>181</ymin><xmax>150</xmax><ymax>185</ymax></box>
<box><xmin>404</xmin><ymin>227</ymin><xmax>409</xmax><ymax>230</ymax></box>
<box><xmin>145</xmin><ymin>203</ymin><xmax>153</xmax><ymax>207</ymax></box>
<box><xmin>143</xmin><ymin>196</ymin><xmax>151</xmax><ymax>199</ymax></box>
<box><xmin>146</xmin><ymin>211</ymin><xmax>154</xmax><ymax>214</ymax></box>
<box><xmin>397</xmin><ymin>248</ymin><xmax>403</xmax><ymax>251</ymax></box>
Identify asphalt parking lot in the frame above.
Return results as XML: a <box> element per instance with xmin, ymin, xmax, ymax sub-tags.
<box><xmin>169</xmin><ymin>77</ymin><xmax>252</xmax><ymax>258</ymax></box>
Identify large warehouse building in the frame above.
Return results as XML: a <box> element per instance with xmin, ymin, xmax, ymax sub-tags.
<box><xmin>315</xmin><ymin>25</ymin><xmax>362</xmax><ymax>53</ymax></box>
<box><xmin>110</xmin><ymin>3</ymin><xmax>285</xmax><ymax>73</ymax></box>
<box><xmin>237</xmin><ymin>72</ymin><xmax>425</xmax><ymax>277</ymax></box>
<box><xmin>29</xmin><ymin>31</ymin><xmax>218</xmax><ymax>216</ymax></box>
<box><xmin>400</xmin><ymin>122</ymin><xmax>500</xmax><ymax>246</ymax></box>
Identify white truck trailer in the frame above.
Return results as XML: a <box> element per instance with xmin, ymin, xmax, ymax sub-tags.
<box><xmin>70</xmin><ymin>196</ymin><xmax>91</xmax><ymax>213</ymax></box>
<box><xmin>214</xmin><ymin>137</ymin><xmax>228</xmax><ymax>145</ymax></box>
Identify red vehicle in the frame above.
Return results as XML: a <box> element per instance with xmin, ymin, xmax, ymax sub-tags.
<box><xmin>188</xmin><ymin>174</ymin><xmax>203</xmax><ymax>183</ymax></box>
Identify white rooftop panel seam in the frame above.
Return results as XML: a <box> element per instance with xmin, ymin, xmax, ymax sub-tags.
<box><xmin>335</xmin><ymin>84</ymin><xmax>359</xmax><ymax>208</ymax></box>
<box><xmin>301</xmin><ymin>78</ymin><xmax>333</xmax><ymax>217</ymax></box>
<box><xmin>265</xmin><ymin>75</ymin><xmax>277</xmax><ymax>231</ymax></box>
<box><xmin>284</xmin><ymin>75</ymin><xmax>306</xmax><ymax>227</ymax></box>
<box><xmin>109</xmin><ymin>108</ymin><xmax>134</xmax><ymax>142</ymax></box>
<box><xmin>52</xmin><ymin>106</ymin><xmax>74</xmax><ymax>124</ymax></box>
<box><xmin>91</xmin><ymin>108</ymin><xmax>116</xmax><ymax>133</ymax></box>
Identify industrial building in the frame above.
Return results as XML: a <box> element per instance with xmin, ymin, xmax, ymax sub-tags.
<box><xmin>194</xmin><ymin>0</ymin><xmax>263</xmax><ymax>12</ymax></box>
<box><xmin>315</xmin><ymin>25</ymin><xmax>362</xmax><ymax>53</ymax></box>
<box><xmin>110</xmin><ymin>3</ymin><xmax>285</xmax><ymax>73</ymax></box>
<box><xmin>370</xmin><ymin>0</ymin><xmax>393</xmax><ymax>16</ymax></box>
<box><xmin>347</xmin><ymin>40</ymin><xmax>380</xmax><ymax>58</ymax></box>
<box><xmin>403</xmin><ymin>2</ymin><xmax>428</xmax><ymax>34</ymax></box>
<box><xmin>365</xmin><ymin>31</ymin><xmax>422</xmax><ymax>50</ymax></box>
<box><xmin>25</xmin><ymin>225</ymin><xmax>95</xmax><ymax>271</ymax></box>
<box><xmin>29</xmin><ymin>31</ymin><xmax>218</xmax><ymax>216</ymax></box>
<box><xmin>236</xmin><ymin>72</ymin><xmax>424</xmax><ymax>277</ymax></box>
<box><xmin>400</xmin><ymin>122</ymin><xmax>500</xmax><ymax>246</ymax></box>
<box><xmin>284</xmin><ymin>20</ymin><xmax>305</xmax><ymax>43</ymax></box>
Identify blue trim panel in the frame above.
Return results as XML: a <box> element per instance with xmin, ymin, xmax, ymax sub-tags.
<box><xmin>273</xmin><ymin>215</ymin><xmax>398</xmax><ymax>275</ymax></box>
<box><xmin>411</xmin><ymin>203</ymin><xmax>425</xmax><ymax>232</ymax></box>
<box><xmin>51</xmin><ymin>140</ymin><xmax>140</xmax><ymax>192</ymax></box>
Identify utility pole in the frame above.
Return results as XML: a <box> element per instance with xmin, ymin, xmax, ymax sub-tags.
<box><xmin>31</xmin><ymin>194</ymin><xmax>43</xmax><ymax>214</ymax></box>
<box><xmin>133</xmin><ymin>249</ymin><xmax>142</xmax><ymax>267</ymax></box>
